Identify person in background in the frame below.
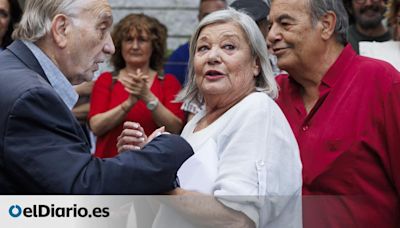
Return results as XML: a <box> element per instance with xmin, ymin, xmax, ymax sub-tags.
<box><xmin>119</xmin><ymin>8</ymin><xmax>302</xmax><ymax>228</ymax></box>
<box><xmin>357</xmin><ymin>0</ymin><xmax>400</xmax><ymax>70</ymax></box>
<box><xmin>0</xmin><ymin>0</ymin><xmax>22</xmax><ymax>50</ymax></box>
<box><xmin>268</xmin><ymin>0</ymin><xmax>400</xmax><ymax>226</ymax></box>
<box><xmin>387</xmin><ymin>0</ymin><xmax>400</xmax><ymax>40</ymax></box>
<box><xmin>230</xmin><ymin>0</ymin><xmax>281</xmax><ymax>76</ymax></box>
<box><xmin>89</xmin><ymin>13</ymin><xmax>184</xmax><ymax>158</ymax></box>
<box><xmin>164</xmin><ymin>0</ymin><xmax>227</xmax><ymax>86</ymax></box>
<box><xmin>231</xmin><ymin>0</ymin><xmax>270</xmax><ymax>37</ymax></box>
<box><xmin>343</xmin><ymin>0</ymin><xmax>392</xmax><ymax>53</ymax></box>
<box><xmin>0</xmin><ymin>0</ymin><xmax>193</xmax><ymax>194</ymax></box>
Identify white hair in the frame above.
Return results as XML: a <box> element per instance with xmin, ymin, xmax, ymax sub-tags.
<box><xmin>13</xmin><ymin>0</ymin><xmax>90</xmax><ymax>41</ymax></box>
<box><xmin>177</xmin><ymin>7</ymin><xmax>278</xmax><ymax>105</ymax></box>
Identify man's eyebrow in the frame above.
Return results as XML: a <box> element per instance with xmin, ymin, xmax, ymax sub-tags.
<box><xmin>98</xmin><ymin>12</ymin><xmax>113</xmax><ymax>24</ymax></box>
<box><xmin>268</xmin><ymin>13</ymin><xmax>296</xmax><ymax>24</ymax></box>
<box><xmin>276</xmin><ymin>13</ymin><xmax>296</xmax><ymax>22</ymax></box>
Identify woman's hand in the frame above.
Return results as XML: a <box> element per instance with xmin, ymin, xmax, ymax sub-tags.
<box><xmin>117</xmin><ymin>121</ymin><xmax>167</xmax><ymax>153</ymax></box>
<box><xmin>119</xmin><ymin>69</ymin><xmax>150</xmax><ymax>100</ymax></box>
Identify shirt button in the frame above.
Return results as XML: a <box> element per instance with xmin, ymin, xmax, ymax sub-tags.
<box><xmin>302</xmin><ymin>125</ymin><xmax>309</xmax><ymax>131</ymax></box>
<box><xmin>256</xmin><ymin>160</ymin><xmax>265</xmax><ymax>170</ymax></box>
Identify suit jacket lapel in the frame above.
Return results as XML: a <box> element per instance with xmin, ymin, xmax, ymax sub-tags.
<box><xmin>7</xmin><ymin>40</ymin><xmax>50</xmax><ymax>84</ymax></box>
<box><xmin>7</xmin><ymin>40</ymin><xmax>92</xmax><ymax>148</ymax></box>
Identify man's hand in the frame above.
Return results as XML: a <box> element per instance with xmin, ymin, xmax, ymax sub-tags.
<box><xmin>117</xmin><ymin>121</ymin><xmax>147</xmax><ymax>152</ymax></box>
<box><xmin>117</xmin><ymin>121</ymin><xmax>167</xmax><ymax>153</ymax></box>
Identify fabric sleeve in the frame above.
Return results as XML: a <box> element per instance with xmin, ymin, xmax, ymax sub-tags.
<box><xmin>383</xmin><ymin>73</ymin><xmax>400</xmax><ymax>196</ymax></box>
<box><xmin>88</xmin><ymin>72</ymin><xmax>113</xmax><ymax>119</ymax></box>
<box><xmin>161</xmin><ymin>74</ymin><xmax>185</xmax><ymax>121</ymax></box>
<box><xmin>3</xmin><ymin>86</ymin><xmax>193</xmax><ymax>194</ymax></box>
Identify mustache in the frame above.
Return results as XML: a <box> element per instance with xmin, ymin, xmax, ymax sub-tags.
<box><xmin>359</xmin><ymin>5</ymin><xmax>382</xmax><ymax>14</ymax></box>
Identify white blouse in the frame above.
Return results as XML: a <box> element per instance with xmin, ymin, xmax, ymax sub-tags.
<box><xmin>153</xmin><ymin>92</ymin><xmax>302</xmax><ymax>228</ymax></box>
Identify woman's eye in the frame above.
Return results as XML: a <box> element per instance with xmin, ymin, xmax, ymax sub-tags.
<box><xmin>138</xmin><ymin>37</ymin><xmax>149</xmax><ymax>42</ymax></box>
<box><xmin>197</xmin><ymin>45</ymin><xmax>209</xmax><ymax>52</ymax></box>
<box><xmin>223</xmin><ymin>44</ymin><xmax>235</xmax><ymax>50</ymax></box>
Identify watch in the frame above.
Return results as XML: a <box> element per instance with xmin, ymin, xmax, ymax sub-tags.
<box><xmin>146</xmin><ymin>98</ymin><xmax>159</xmax><ymax>111</ymax></box>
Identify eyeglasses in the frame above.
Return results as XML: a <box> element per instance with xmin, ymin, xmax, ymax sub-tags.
<box><xmin>0</xmin><ymin>9</ymin><xmax>9</xmax><ymax>19</ymax></box>
<box><xmin>353</xmin><ymin>0</ymin><xmax>382</xmax><ymax>4</ymax></box>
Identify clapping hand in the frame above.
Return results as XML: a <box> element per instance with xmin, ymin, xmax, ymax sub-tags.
<box><xmin>118</xmin><ymin>69</ymin><xmax>149</xmax><ymax>99</ymax></box>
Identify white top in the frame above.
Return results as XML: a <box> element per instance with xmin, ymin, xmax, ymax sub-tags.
<box><xmin>152</xmin><ymin>92</ymin><xmax>302</xmax><ymax>228</ymax></box>
<box><xmin>359</xmin><ymin>41</ymin><xmax>400</xmax><ymax>71</ymax></box>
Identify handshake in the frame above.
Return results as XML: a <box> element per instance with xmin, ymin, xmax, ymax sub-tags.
<box><xmin>117</xmin><ymin>121</ymin><xmax>169</xmax><ymax>153</ymax></box>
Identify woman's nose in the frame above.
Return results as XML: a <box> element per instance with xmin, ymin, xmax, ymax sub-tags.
<box><xmin>207</xmin><ymin>47</ymin><xmax>221</xmax><ymax>64</ymax></box>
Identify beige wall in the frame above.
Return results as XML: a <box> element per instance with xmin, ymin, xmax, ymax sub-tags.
<box><xmin>16</xmin><ymin>0</ymin><xmax>237</xmax><ymax>50</ymax></box>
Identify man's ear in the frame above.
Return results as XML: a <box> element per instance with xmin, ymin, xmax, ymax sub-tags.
<box><xmin>320</xmin><ymin>11</ymin><xmax>337</xmax><ymax>41</ymax></box>
<box><xmin>51</xmin><ymin>14</ymin><xmax>70</xmax><ymax>49</ymax></box>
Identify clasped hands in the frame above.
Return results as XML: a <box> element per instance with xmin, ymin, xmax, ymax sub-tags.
<box><xmin>117</xmin><ymin>122</ymin><xmax>184</xmax><ymax>196</ymax></box>
<box><xmin>118</xmin><ymin>69</ymin><xmax>151</xmax><ymax>101</ymax></box>
<box><xmin>117</xmin><ymin>121</ymin><xmax>168</xmax><ymax>153</ymax></box>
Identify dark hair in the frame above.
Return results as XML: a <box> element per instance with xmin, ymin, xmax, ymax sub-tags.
<box><xmin>110</xmin><ymin>13</ymin><xmax>167</xmax><ymax>72</ymax></box>
<box><xmin>342</xmin><ymin>0</ymin><xmax>355</xmax><ymax>24</ymax></box>
<box><xmin>1</xmin><ymin>0</ymin><xmax>22</xmax><ymax>48</ymax></box>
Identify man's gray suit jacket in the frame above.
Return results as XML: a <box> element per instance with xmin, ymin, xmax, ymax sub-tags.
<box><xmin>0</xmin><ymin>40</ymin><xmax>193</xmax><ymax>194</ymax></box>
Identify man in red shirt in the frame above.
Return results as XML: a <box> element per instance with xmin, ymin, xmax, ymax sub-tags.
<box><xmin>268</xmin><ymin>0</ymin><xmax>400</xmax><ymax>227</ymax></box>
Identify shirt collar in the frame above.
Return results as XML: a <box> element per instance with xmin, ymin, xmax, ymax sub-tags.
<box><xmin>23</xmin><ymin>41</ymin><xmax>78</xmax><ymax>110</ymax></box>
<box><xmin>321</xmin><ymin>44</ymin><xmax>356</xmax><ymax>88</ymax></box>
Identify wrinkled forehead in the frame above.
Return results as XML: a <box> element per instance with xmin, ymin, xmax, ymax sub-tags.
<box><xmin>268</xmin><ymin>0</ymin><xmax>310</xmax><ymax>20</ymax></box>
<box><xmin>79</xmin><ymin>0</ymin><xmax>113</xmax><ymax>22</ymax></box>
<box><xmin>91</xmin><ymin>0</ymin><xmax>112</xmax><ymax>16</ymax></box>
<box><xmin>197</xmin><ymin>21</ymin><xmax>249</xmax><ymax>44</ymax></box>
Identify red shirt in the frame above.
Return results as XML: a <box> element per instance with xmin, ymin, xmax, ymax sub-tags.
<box><xmin>89</xmin><ymin>72</ymin><xmax>184</xmax><ymax>158</ymax></box>
<box><xmin>276</xmin><ymin>45</ymin><xmax>400</xmax><ymax>227</ymax></box>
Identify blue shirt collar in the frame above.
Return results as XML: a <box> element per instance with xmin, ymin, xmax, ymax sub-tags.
<box><xmin>23</xmin><ymin>41</ymin><xmax>78</xmax><ymax>110</ymax></box>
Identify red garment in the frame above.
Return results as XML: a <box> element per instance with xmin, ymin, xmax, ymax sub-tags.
<box><xmin>276</xmin><ymin>45</ymin><xmax>400</xmax><ymax>227</ymax></box>
<box><xmin>89</xmin><ymin>72</ymin><xmax>184</xmax><ymax>158</ymax></box>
